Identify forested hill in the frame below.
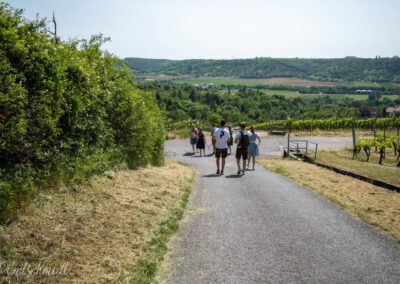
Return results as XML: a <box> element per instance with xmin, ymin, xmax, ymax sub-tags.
<box><xmin>125</xmin><ymin>57</ymin><xmax>400</xmax><ymax>82</ymax></box>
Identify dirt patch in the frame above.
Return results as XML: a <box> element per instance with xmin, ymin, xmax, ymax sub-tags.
<box><xmin>0</xmin><ymin>161</ymin><xmax>195</xmax><ymax>283</ymax></box>
<box><xmin>258</xmin><ymin>157</ymin><xmax>400</xmax><ymax>241</ymax></box>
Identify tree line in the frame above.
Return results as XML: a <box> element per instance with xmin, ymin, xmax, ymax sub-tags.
<box><xmin>138</xmin><ymin>83</ymin><xmax>400</xmax><ymax>125</ymax></box>
<box><xmin>126</xmin><ymin>57</ymin><xmax>400</xmax><ymax>82</ymax></box>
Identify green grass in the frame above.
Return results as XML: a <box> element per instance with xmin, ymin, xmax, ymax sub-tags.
<box><xmin>131</xmin><ymin>181</ymin><xmax>193</xmax><ymax>283</ymax></box>
<box><xmin>343</xmin><ymin>94</ymin><xmax>369</xmax><ymax>100</ymax></box>
<box><xmin>351</xmin><ymin>81</ymin><xmax>379</xmax><ymax>88</ymax></box>
<box><xmin>261</xmin><ymin>89</ymin><xmax>298</xmax><ymax>95</ymax></box>
<box><xmin>382</xmin><ymin>95</ymin><xmax>400</xmax><ymax>100</ymax></box>
<box><xmin>379</xmin><ymin>82</ymin><xmax>396</xmax><ymax>88</ymax></box>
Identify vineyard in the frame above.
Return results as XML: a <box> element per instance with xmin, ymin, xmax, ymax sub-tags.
<box><xmin>356</xmin><ymin>135</ymin><xmax>400</xmax><ymax>166</ymax></box>
<box><xmin>255</xmin><ymin>117</ymin><xmax>400</xmax><ymax>167</ymax></box>
<box><xmin>255</xmin><ymin>117</ymin><xmax>400</xmax><ymax>132</ymax></box>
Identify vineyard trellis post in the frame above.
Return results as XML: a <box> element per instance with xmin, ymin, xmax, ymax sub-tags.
<box><xmin>286</xmin><ymin>118</ymin><xmax>293</xmax><ymax>157</ymax></box>
<box><xmin>352</xmin><ymin>123</ymin><xmax>357</xmax><ymax>159</ymax></box>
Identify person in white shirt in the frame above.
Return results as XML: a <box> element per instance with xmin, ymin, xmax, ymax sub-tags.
<box><xmin>213</xmin><ymin>120</ymin><xmax>230</xmax><ymax>175</ymax></box>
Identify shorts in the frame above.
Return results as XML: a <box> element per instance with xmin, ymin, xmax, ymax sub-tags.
<box><xmin>236</xmin><ymin>148</ymin><xmax>248</xmax><ymax>160</ymax></box>
<box><xmin>190</xmin><ymin>137</ymin><xmax>198</xmax><ymax>145</ymax></box>
<box><xmin>215</xmin><ymin>148</ymin><xmax>228</xmax><ymax>158</ymax></box>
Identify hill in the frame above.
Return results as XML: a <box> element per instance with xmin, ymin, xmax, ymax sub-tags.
<box><xmin>125</xmin><ymin>57</ymin><xmax>400</xmax><ymax>83</ymax></box>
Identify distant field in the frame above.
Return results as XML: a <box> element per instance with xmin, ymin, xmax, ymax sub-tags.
<box><xmin>350</xmin><ymin>81</ymin><xmax>379</xmax><ymax>88</ymax></box>
<box><xmin>378</xmin><ymin>82</ymin><xmax>396</xmax><ymax>88</ymax></box>
<box><xmin>258</xmin><ymin>91</ymin><xmax>399</xmax><ymax>101</ymax></box>
<box><xmin>350</xmin><ymin>81</ymin><xmax>399</xmax><ymax>88</ymax></box>
<box><xmin>140</xmin><ymin>75</ymin><xmax>399</xmax><ymax>89</ymax></box>
<box><xmin>173</xmin><ymin>76</ymin><xmax>343</xmax><ymax>87</ymax></box>
<box><xmin>382</xmin><ymin>94</ymin><xmax>400</xmax><ymax>100</ymax></box>
<box><xmin>137</xmin><ymin>74</ymin><xmax>189</xmax><ymax>81</ymax></box>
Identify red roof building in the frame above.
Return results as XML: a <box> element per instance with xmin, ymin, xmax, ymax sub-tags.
<box><xmin>386</xmin><ymin>106</ymin><xmax>400</xmax><ymax>115</ymax></box>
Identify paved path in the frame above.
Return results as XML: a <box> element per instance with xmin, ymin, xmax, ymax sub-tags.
<box><xmin>165</xmin><ymin>139</ymin><xmax>400</xmax><ymax>284</ymax></box>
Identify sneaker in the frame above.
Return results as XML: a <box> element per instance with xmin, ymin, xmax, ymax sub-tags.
<box><xmin>220</xmin><ymin>170</ymin><xmax>224</xmax><ymax>175</ymax></box>
<box><xmin>237</xmin><ymin>169</ymin><xmax>241</xmax><ymax>175</ymax></box>
<box><xmin>216</xmin><ymin>169</ymin><xmax>220</xmax><ymax>175</ymax></box>
<box><xmin>242</xmin><ymin>170</ymin><xmax>245</xmax><ymax>175</ymax></box>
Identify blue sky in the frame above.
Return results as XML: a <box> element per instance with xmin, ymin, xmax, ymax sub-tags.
<box><xmin>5</xmin><ymin>0</ymin><xmax>400</xmax><ymax>59</ymax></box>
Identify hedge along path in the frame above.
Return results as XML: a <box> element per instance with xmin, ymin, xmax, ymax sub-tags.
<box><xmin>0</xmin><ymin>4</ymin><xmax>165</xmax><ymax>222</ymax></box>
<box><xmin>0</xmin><ymin>161</ymin><xmax>195</xmax><ymax>284</ymax></box>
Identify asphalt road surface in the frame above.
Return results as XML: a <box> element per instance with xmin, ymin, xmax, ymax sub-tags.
<box><xmin>164</xmin><ymin>138</ymin><xmax>400</xmax><ymax>284</ymax></box>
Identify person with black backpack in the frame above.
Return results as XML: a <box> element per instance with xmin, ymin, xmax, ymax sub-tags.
<box><xmin>234</xmin><ymin>122</ymin><xmax>250</xmax><ymax>175</ymax></box>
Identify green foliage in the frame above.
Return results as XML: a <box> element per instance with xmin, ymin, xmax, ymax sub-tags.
<box><xmin>356</xmin><ymin>138</ymin><xmax>374</xmax><ymax>161</ymax></box>
<box><xmin>208</xmin><ymin>113</ymin><xmax>221</xmax><ymax>125</ymax></box>
<box><xmin>126</xmin><ymin>57</ymin><xmax>400</xmax><ymax>83</ymax></box>
<box><xmin>141</xmin><ymin>83</ymin><xmax>380</xmax><ymax>125</ymax></box>
<box><xmin>0</xmin><ymin>4</ymin><xmax>165</xmax><ymax>221</ymax></box>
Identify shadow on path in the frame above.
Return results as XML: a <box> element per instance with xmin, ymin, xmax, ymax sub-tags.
<box><xmin>202</xmin><ymin>174</ymin><xmax>222</xmax><ymax>178</ymax></box>
<box><xmin>225</xmin><ymin>174</ymin><xmax>242</xmax><ymax>178</ymax></box>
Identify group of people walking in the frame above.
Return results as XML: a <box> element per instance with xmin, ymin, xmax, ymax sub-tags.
<box><xmin>190</xmin><ymin>120</ymin><xmax>261</xmax><ymax>175</ymax></box>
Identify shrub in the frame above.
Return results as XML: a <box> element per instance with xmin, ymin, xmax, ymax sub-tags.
<box><xmin>0</xmin><ymin>3</ymin><xmax>165</xmax><ymax>221</ymax></box>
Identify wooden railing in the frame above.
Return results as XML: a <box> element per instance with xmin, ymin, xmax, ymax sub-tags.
<box><xmin>288</xmin><ymin>139</ymin><xmax>318</xmax><ymax>160</ymax></box>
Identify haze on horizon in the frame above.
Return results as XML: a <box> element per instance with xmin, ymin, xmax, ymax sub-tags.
<box><xmin>5</xmin><ymin>0</ymin><xmax>400</xmax><ymax>60</ymax></box>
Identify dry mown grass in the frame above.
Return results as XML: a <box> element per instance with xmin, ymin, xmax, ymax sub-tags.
<box><xmin>258</xmin><ymin>157</ymin><xmax>400</xmax><ymax>241</ymax></box>
<box><xmin>318</xmin><ymin>149</ymin><xmax>400</xmax><ymax>185</ymax></box>
<box><xmin>0</xmin><ymin>161</ymin><xmax>194</xmax><ymax>284</ymax></box>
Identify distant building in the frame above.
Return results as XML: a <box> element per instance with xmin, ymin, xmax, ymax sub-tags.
<box><xmin>356</xmin><ymin>89</ymin><xmax>372</xmax><ymax>93</ymax></box>
<box><xmin>386</xmin><ymin>106</ymin><xmax>400</xmax><ymax>116</ymax></box>
<box><xmin>360</xmin><ymin>107</ymin><xmax>377</xmax><ymax>118</ymax></box>
<box><xmin>193</xmin><ymin>83</ymin><xmax>215</xmax><ymax>89</ymax></box>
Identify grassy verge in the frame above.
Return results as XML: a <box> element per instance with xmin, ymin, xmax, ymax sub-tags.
<box><xmin>317</xmin><ymin>149</ymin><xmax>400</xmax><ymax>185</ymax></box>
<box><xmin>0</xmin><ymin>161</ymin><xmax>195</xmax><ymax>283</ymax></box>
<box><xmin>258</xmin><ymin>157</ymin><xmax>400</xmax><ymax>241</ymax></box>
<box><xmin>131</xmin><ymin>165</ymin><xmax>192</xmax><ymax>283</ymax></box>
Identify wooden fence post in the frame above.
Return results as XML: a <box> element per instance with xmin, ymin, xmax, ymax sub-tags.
<box><xmin>287</xmin><ymin>131</ymin><xmax>290</xmax><ymax>157</ymax></box>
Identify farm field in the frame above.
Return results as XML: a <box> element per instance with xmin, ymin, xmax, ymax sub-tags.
<box><xmin>260</xmin><ymin>91</ymin><xmax>400</xmax><ymax>101</ymax></box>
<box><xmin>172</xmin><ymin>76</ymin><xmax>344</xmax><ymax>87</ymax></box>
<box><xmin>151</xmin><ymin>76</ymin><xmax>400</xmax><ymax>89</ymax></box>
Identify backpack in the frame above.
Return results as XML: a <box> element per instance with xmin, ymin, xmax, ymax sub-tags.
<box><xmin>239</xmin><ymin>131</ymin><xmax>249</xmax><ymax>149</ymax></box>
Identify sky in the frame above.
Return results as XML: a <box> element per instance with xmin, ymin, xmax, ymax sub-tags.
<box><xmin>5</xmin><ymin>0</ymin><xmax>400</xmax><ymax>59</ymax></box>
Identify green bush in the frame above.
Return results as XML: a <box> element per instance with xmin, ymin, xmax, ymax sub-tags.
<box><xmin>0</xmin><ymin>3</ymin><xmax>165</xmax><ymax>221</ymax></box>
